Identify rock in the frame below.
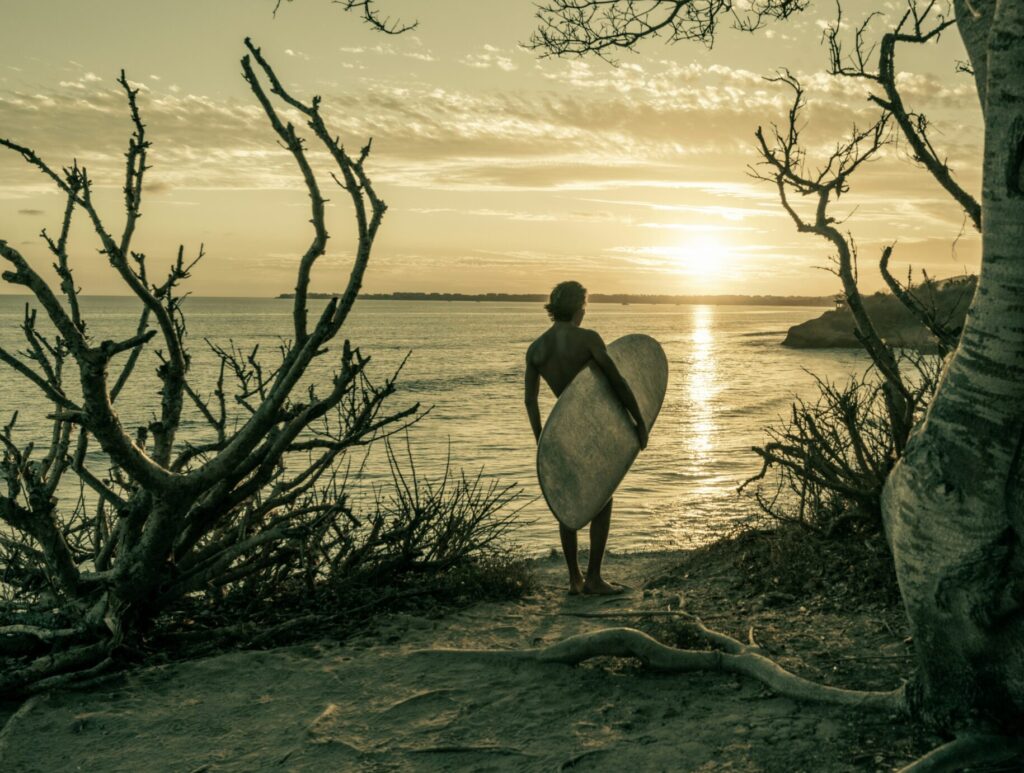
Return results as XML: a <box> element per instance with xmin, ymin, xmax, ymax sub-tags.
<box><xmin>783</xmin><ymin>276</ymin><xmax>974</xmax><ymax>351</ymax></box>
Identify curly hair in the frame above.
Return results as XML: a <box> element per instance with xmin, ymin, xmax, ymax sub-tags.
<box><xmin>545</xmin><ymin>280</ymin><xmax>587</xmax><ymax>322</ymax></box>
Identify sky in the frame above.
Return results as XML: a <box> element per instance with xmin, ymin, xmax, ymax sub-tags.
<box><xmin>0</xmin><ymin>0</ymin><xmax>982</xmax><ymax>297</ymax></box>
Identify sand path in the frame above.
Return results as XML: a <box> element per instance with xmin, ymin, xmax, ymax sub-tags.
<box><xmin>0</xmin><ymin>552</ymin><xmax>917</xmax><ymax>772</ymax></box>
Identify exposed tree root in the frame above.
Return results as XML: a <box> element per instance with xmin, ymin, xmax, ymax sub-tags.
<box><xmin>0</xmin><ymin>693</ymin><xmax>44</xmax><ymax>758</ymax></box>
<box><xmin>0</xmin><ymin>641</ymin><xmax>110</xmax><ymax>696</ymax></box>
<box><xmin>25</xmin><ymin>656</ymin><xmax>117</xmax><ymax>696</ymax></box>
<box><xmin>0</xmin><ymin>624</ymin><xmax>82</xmax><ymax>643</ymax></box>
<box><xmin>896</xmin><ymin>734</ymin><xmax>1024</xmax><ymax>773</ymax></box>
<box><xmin>415</xmin><ymin>625</ymin><xmax>905</xmax><ymax>711</ymax></box>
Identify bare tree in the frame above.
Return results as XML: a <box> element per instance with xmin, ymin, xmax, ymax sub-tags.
<box><xmin>741</xmin><ymin>67</ymin><xmax>954</xmax><ymax>536</ymax></box>
<box><xmin>754</xmin><ymin>0</ymin><xmax>1024</xmax><ymax>738</ymax></box>
<box><xmin>0</xmin><ymin>40</ymin><xmax>418</xmax><ymax>693</ymax></box>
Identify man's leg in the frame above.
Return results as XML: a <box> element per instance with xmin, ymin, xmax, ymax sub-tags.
<box><xmin>584</xmin><ymin>499</ymin><xmax>619</xmax><ymax>594</ymax></box>
<box><xmin>559</xmin><ymin>522</ymin><xmax>585</xmax><ymax>594</ymax></box>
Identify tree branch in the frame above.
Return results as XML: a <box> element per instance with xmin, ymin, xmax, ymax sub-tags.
<box><xmin>878</xmin><ymin>245</ymin><xmax>962</xmax><ymax>355</ymax></box>
<box><xmin>826</xmin><ymin>2</ymin><xmax>981</xmax><ymax>230</ymax></box>
<box><xmin>530</xmin><ymin>0</ymin><xmax>808</xmax><ymax>60</ymax></box>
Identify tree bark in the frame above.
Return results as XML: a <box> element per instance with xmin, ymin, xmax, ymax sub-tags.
<box><xmin>881</xmin><ymin>0</ymin><xmax>1024</xmax><ymax>729</ymax></box>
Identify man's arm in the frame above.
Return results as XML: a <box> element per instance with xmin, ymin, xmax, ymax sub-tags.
<box><xmin>585</xmin><ymin>331</ymin><xmax>649</xmax><ymax>450</ymax></box>
<box><xmin>524</xmin><ymin>351</ymin><xmax>543</xmax><ymax>443</ymax></box>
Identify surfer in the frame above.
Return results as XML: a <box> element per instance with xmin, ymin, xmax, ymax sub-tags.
<box><xmin>524</xmin><ymin>280</ymin><xmax>648</xmax><ymax>595</ymax></box>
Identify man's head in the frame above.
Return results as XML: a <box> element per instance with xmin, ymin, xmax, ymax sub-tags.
<box><xmin>545</xmin><ymin>280</ymin><xmax>587</xmax><ymax>324</ymax></box>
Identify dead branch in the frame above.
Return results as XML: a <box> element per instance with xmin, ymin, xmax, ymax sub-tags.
<box><xmin>530</xmin><ymin>0</ymin><xmax>808</xmax><ymax>60</ymax></box>
<box><xmin>556</xmin><ymin>610</ymin><xmax>698</xmax><ymax>620</ymax></box>
<box><xmin>333</xmin><ymin>0</ymin><xmax>416</xmax><ymax>34</ymax></box>
<box><xmin>0</xmin><ymin>642</ymin><xmax>111</xmax><ymax>695</ymax></box>
<box><xmin>416</xmin><ymin>625</ymin><xmax>905</xmax><ymax>711</ymax></box>
<box><xmin>826</xmin><ymin>1</ymin><xmax>980</xmax><ymax>229</ymax></box>
<box><xmin>273</xmin><ymin>0</ymin><xmax>416</xmax><ymax>33</ymax></box>
<box><xmin>878</xmin><ymin>247</ymin><xmax>964</xmax><ymax>355</ymax></box>
<box><xmin>751</xmin><ymin>70</ymin><xmax>917</xmax><ymax>453</ymax></box>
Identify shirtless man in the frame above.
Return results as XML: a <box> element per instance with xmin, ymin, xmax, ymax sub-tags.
<box><xmin>524</xmin><ymin>280</ymin><xmax>648</xmax><ymax>595</ymax></box>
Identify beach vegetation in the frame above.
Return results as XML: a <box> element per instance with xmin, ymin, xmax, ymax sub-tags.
<box><xmin>0</xmin><ymin>41</ymin><xmax>526</xmax><ymax>696</ymax></box>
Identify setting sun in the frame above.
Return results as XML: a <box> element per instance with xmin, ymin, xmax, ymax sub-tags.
<box><xmin>659</xmin><ymin>234</ymin><xmax>732</xmax><ymax>280</ymax></box>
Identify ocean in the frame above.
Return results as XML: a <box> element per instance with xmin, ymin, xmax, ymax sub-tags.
<box><xmin>0</xmin><ymin>296</ymin><xmax>869</xmax><ymax>555</ymax></box>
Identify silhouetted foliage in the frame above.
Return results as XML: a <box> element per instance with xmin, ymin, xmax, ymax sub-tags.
<box><xmin>743</xmin><ymin>358</ymin><xmax>939</xmax><ymax>537</ymax></box>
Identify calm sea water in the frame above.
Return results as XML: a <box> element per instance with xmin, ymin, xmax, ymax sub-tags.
<box><xmin>0</xmin><ymin>297</ymin><xmax>869</xmax><ymax>555</ymax></box>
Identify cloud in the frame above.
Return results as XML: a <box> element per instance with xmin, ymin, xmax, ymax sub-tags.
<box><xmin>461</xmin><ymin>45</ymin><xmax>518</xmax><ymax>72</ymax></box>
<box><xmin>408</xmin><ymin>205</ymin><xmax>629</xmax><ymax>224</ymax></box>
<box><xmin>17</xmin><ymin>208</ymin><xmax>44</xmax><ymax>215</ymax></box>
<box><xmin>339</xmin><ymin>44</ymin><xmax>397</xmax><ymax>56</ymax></box>
<box><xmin>0</xmin><ymin>53</ymin><xmax>981</xmax><ymax>277</ymax></box>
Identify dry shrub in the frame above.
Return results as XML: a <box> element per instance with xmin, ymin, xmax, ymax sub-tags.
<box><xmin>139</xmin><ymin>438</ymin><xmax>534</xmax><ymax>656</ymax></box>
<box><xmin>743</xmin><ymin>354</ymin><xmax>940</xmax><ymax>538</ymax></box>
<box><xmin>734</xmin><ymin>355</ymin><xmax>941</xmax><ymax>603</ymax></box>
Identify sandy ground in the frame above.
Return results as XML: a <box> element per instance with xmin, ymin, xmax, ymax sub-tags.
<box><xmin>0</xmin><ymin>551</ymin><xmax>933</xmax><ymax>772</ymax></box>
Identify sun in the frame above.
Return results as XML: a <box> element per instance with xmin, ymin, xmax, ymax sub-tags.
<box><xmin>662</xmin><ymin>233</ymin><xmax>730</xmax><ymax>276</ymax></box>
<box><xmin>688</xmin><ymin>234</ymin><xmax>727</xmax><ymax>261</ymax></box>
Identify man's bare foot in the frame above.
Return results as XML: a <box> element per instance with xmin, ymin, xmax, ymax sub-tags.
<box><xmin>583</xmin><ymin>577</ymin><xmax>624</xmax><ymax>596</ymax></box>
<box><xmin>568</xmin><ymin>574</ymin><xmax>586</xmax><ymax>596</ymax></box>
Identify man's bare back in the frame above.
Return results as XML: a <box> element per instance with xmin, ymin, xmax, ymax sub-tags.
<box><xmin>524</xmin><ymin>282</ymin><xmax>648</xmax><ymax>595</ymax></box>
<box><xmin>525</xmin><ymin>323</ymin><xmax>648</xmax><ymax>447</ymax></box>
<box><xmin>528</xmin><ymin>324</ymin><xmax>608</xmax><ymax>397</ymax></box>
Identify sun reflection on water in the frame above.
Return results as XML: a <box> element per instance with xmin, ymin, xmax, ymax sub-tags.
<box><xmin>686</xmin><ymin>305</ymin><xmax>717</xmax><ymax>463</ymax></box>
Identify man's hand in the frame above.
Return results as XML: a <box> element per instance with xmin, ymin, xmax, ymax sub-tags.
<box><xmin>636</xmin><ymin>420</ymin><xmax>648</xmax><ymax>451</ymax></box>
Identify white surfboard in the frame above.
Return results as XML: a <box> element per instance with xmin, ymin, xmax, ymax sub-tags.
<box><xmin>536</xmin><ymin>333</ymin><xmax>669</xmax><ymax>530</ymax></box>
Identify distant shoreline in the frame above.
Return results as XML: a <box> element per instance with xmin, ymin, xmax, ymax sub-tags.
<box><xmin>275</xmin><ymin>292</ymin><xmax>834</xmax><ymax>307</ymax></box>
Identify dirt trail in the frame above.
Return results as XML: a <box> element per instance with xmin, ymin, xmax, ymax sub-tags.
<box><xmin>0</xmin><ymin>551</ymin><xmax>929</xmax><ymax>772</ymax></box>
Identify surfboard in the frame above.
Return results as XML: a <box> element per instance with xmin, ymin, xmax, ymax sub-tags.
<box><xmin>536</xmin><ymin>333</ymin><xmax>669</xmax><ymax>531</ymax></box>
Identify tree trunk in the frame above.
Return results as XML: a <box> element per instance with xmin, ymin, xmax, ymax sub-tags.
<box><xmin>881</xmin><ymin>0</ymin><xmax>1024</xmax><ymax>730</ymax></box>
